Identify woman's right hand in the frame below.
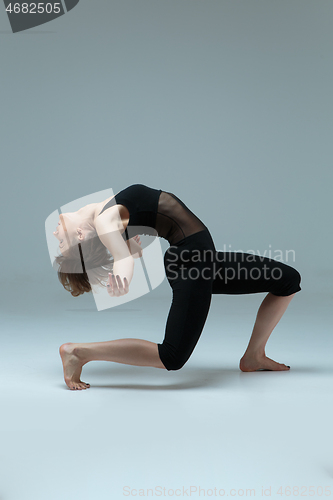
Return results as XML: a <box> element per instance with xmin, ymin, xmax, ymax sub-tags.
<box><xmin>132</xmin><ymin>235</ymin><xmax>143</xmax><ymax>258</ymax></box>
<box><xmin>107</xmin><ymin>273</ymin><xmax>129</xmax><ymax>297</ymax></box>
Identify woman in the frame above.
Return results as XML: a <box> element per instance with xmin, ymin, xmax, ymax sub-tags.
<box><xmin>54</xmin><ymin>184</ymin><xmax>301</xmax><ymax>390</ymax></box>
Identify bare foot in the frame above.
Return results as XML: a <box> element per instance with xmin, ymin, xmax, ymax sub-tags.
<box><xmin>239</xmin><ymin>353</ymin><xmax>290</xmax><ymax>372</ymax></box>
<box><xmin>59</xmin><ymin>343</ymin><xmax>90</xmax><ymax>390</ymax></box>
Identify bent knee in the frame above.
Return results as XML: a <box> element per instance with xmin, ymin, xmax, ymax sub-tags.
<box><xmin>272</xmin><ymin>265</ymin><xmax>301</xmax><ymax>296</ymax></box>
<box><xmin>157</xmin><ymin>344</ymin><xmax>189</xmax><ymax>371</ymax></box>
<box><xmin>288</xmin><ymin>267</ymin><xmax>301</xmax><ymax>290</ymax></box>
<box><xmin>167</xmin><ymin>359</ymin><xmax>187</xmax><ymax>371</ymax></box>
<box><xmin>162</xmin><ymin>356</ymin><xmax>188</xmax><ymax>371</ymax></box>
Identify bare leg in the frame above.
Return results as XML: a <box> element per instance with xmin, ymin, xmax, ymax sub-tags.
<box><xmin>239</xmin><ymin>292</ymin><xmax>296</xmax><ymax>372</ymax></box>
<box><xmin>59</xmin><ymin>339</ymin><xmax>166</xmax><ymax>390</ymax></box>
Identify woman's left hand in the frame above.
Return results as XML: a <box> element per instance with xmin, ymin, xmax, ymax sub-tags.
<box><xmin>107</xmin><ymin>273</ymin><xmax>129</xmax><ymax>297</ymax></box>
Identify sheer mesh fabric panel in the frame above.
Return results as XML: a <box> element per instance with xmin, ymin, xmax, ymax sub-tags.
<box><xmin>155</xmin><ymin>191</ymin><xmax>206</xmax><ymax>245</ymax></box>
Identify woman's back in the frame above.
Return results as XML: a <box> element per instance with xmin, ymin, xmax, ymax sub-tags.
<box><xmin>98</xmin><ymin>184</ymin><xmax>207</xmax><ymax>245</ymax></box>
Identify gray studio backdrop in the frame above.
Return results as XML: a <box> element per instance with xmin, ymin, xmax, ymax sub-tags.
<box><xmin>1</xmin><ymin>0</ymin><xmax>332</xmax><ymax>307</ymax></box>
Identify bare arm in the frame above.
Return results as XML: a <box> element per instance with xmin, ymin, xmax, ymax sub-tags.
<box><xmin>112</xmin><ymin>255</ymin><xmax>134</xmax><ymax>284</ymax></box>
<box><xmin>95</xmin><ymin>215</ymin><xmax>135</xmax><ymax>289</ymax></box>
<box><xmin>126</xmin><ymin>235</ymin><xmax>143</xmax><ymax>259</ymax></box>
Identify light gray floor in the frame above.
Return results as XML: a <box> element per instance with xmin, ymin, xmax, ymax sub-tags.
<box><xmin>1</xmin><ymin>285</ymin><xmax>332</xmax><ymax>499</ymax></box>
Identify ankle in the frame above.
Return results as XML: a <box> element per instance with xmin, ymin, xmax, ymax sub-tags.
<box><xmin>243</xmin><ymin>348</ymin><xmax>265</xmax><ymax>359</ymax></box>
<box><xmin>72</xmin><ymin>344</ymin><xmax>88</xmax><ymax>365</ymax></box>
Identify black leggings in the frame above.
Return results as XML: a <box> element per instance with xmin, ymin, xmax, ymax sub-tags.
<box><xmin>157</xmin><ymin>228</ymin><xmax>301</xmax><ymax>371</ymax></box>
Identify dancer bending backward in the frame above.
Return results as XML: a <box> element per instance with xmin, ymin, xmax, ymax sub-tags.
<box><xmin>54</xmin><ymin>184</ymin><xmax>301</xmax><ymax>390</ymax></box>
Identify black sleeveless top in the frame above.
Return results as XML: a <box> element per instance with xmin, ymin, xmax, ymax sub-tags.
<box><xmin>98</xmin><ymin>184</ymin><xmax>207</xmax><ymax>245</ymax></box>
